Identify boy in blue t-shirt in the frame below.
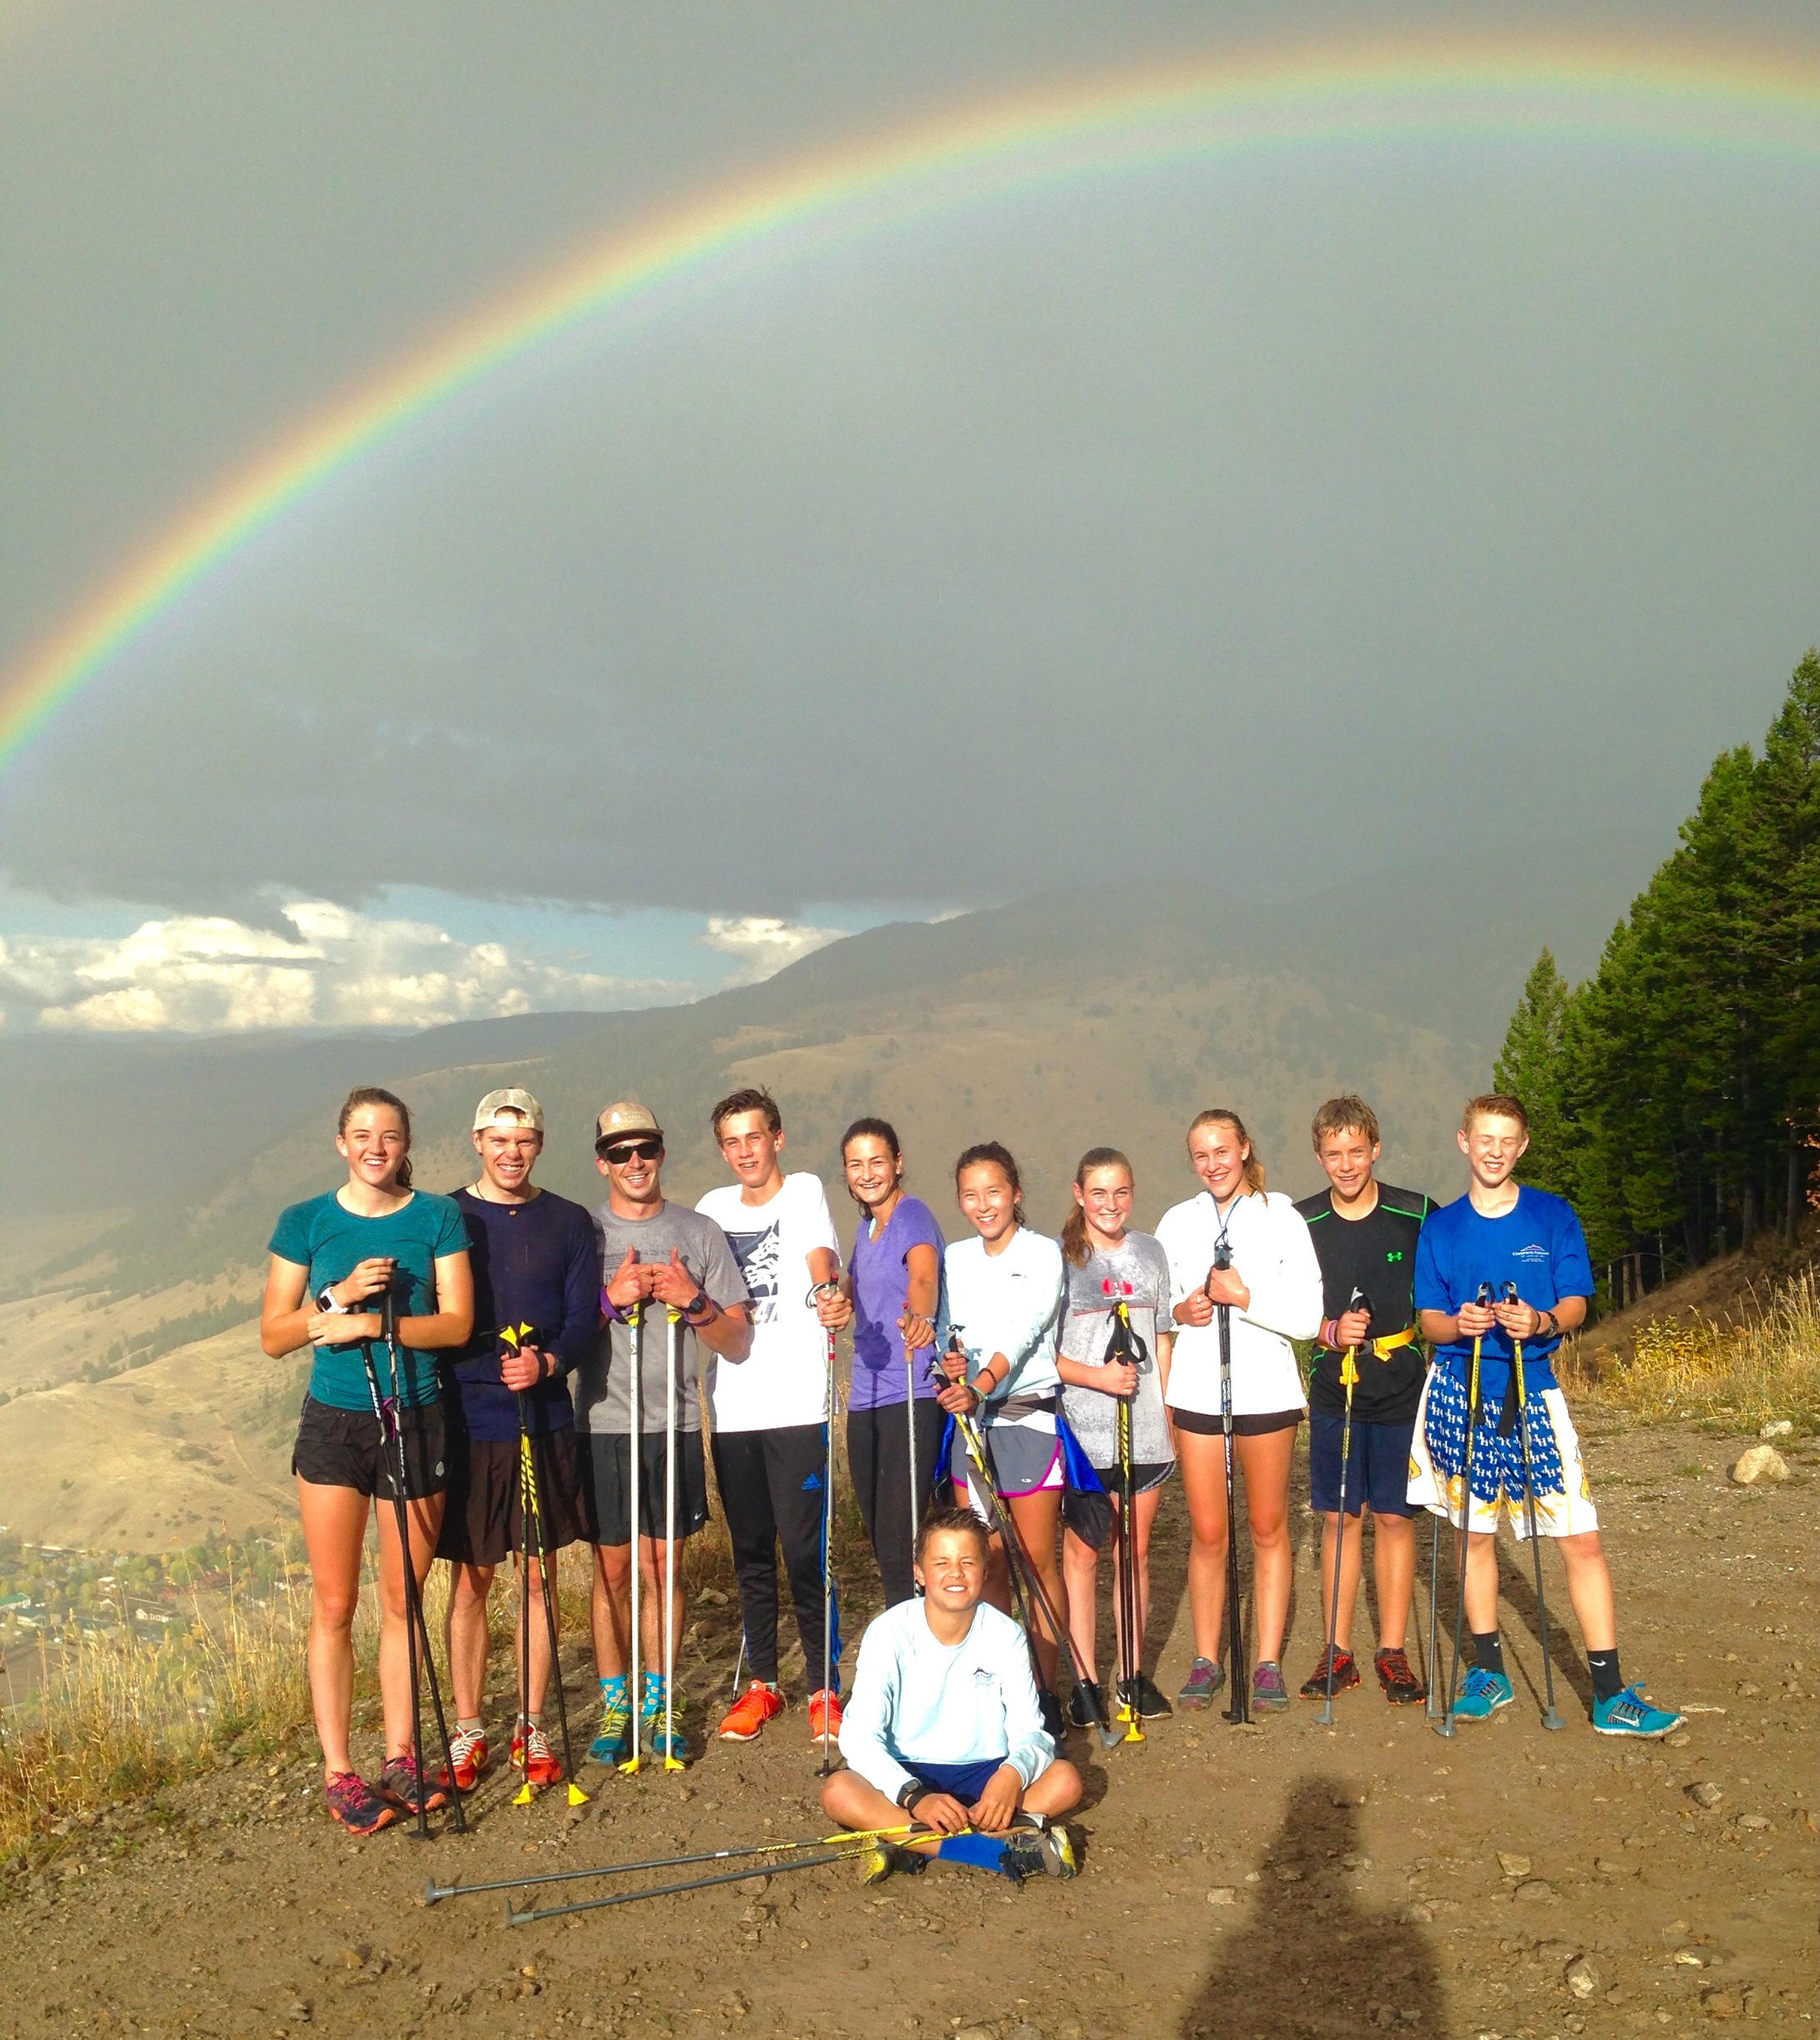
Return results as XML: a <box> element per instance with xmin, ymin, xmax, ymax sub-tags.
<box><xmin>1408</xmin><ymin>1093</ymin><xmax>1683</xmax><ymax>1739</ymax></box>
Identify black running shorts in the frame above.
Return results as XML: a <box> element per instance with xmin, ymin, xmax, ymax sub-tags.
<box><xmin>1170</xmin><ymin>1407</ymin><xmax>1303</xmax><ymax>1438</ymax></box>
<box><xmin>437</xmin><ymin>1423</ymin><xmax>589</xmax><ymax>1568</ymax></box>
<box><xmin>579</xmin><ymin>1430</ymin><xmax>710</xmax><ymax>1548</ymax></box>
<box><xmin>291</xmin><ymin>1394</ymin><xmax>447</xmax><ymax>1499</ymax></box>
<box><xmin>1060</xmin><ymin>1461</ymin><xmax>1175</xmax><ymax>1549</ymax></box>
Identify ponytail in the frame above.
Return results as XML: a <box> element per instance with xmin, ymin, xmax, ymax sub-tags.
<box><xmin>1061</xmin><ymin>1146</ymin><xmax>1132</xmax><ymax>1266</ymax></box>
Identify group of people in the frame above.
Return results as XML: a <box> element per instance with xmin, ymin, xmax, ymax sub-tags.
<box><xmin>260</xmin><ymin>1079</ymin><xmax>1683</xmax><ymax>1854</ymax></box>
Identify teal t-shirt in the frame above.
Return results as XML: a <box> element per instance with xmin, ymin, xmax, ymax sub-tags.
<box><xmin>268</xmin><ymin>1189</ymin><xmax>468</xmax><ymax>1411</ymax></box>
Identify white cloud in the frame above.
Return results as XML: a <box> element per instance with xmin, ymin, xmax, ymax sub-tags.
<box><xmin>696</xmin><ymin>915</ymin><xmax>847</xmax><ymax>987</ymax></box>
<box><xmin>0</xmin><ymin>903</ymin><xmax>690</xmax><ymax>1034</ymax></box>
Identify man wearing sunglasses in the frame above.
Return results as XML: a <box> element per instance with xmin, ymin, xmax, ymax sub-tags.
<box><xmin>578</xmin><ymin>1102</ymin><xmax>750</xmax><ymax>1766</ymax></box>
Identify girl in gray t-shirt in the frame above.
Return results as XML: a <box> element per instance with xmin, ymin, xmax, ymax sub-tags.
<box><xmin>1055</xmin><ymin>1148</ymin><xmax>1175</xmax><ymax>1724</ymax></box>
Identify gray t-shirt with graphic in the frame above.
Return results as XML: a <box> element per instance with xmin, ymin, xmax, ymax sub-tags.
<box><xmin>578</xmin><ymin>1199</ymin><xmax>748</xmax><ymax>1436</ymax></box>
<box><xmin>1058</xmin><ymin>1234</ymin><xmax>1175</xmax><ymax>1468</ymax></box>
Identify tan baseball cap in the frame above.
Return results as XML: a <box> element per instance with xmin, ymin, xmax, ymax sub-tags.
<box><xmin>594</xmin><ymin>1100</ymin><xmax>664</xmax><ymax>1150</ymax></box>
<box><xmin>473</xmin><ymin>1087</ymin><xmax>544</xmax><ymax>1133</ymax></box>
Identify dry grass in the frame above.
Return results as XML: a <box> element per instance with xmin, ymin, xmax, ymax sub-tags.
<box><xmin>1577</xmin><ymin>1268</ymin><xmax>1820</xmax><ymax>1431</ymax></box>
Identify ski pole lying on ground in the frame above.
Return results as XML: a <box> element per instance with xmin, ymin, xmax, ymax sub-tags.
<box><xmin>1316</xmin><ymin>1287</ymin><xmax>1369</xmax><ymax>1729</ymax></box>
<box><xmin>422</xmin><ymin>1821</ymin><xmax>932</xmax><ymax>1906</ymax></box>
<box><xmin>1502</xmin><ymin>1280</ymin><xmax>1566</xmax><ymax>1732</ymax></box>
<box><xmin>505</xmin><ymin>1841</ymin><xmax>874</xmax><ymax>1926</ymax></box>
<box><xmin>1433</xmin><ymin>1282</ymin><xmax>1494</xmax><ymax>1740</ymax></box>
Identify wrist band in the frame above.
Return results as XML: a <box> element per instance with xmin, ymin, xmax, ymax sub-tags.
<box><xmin>600</xmin><ymin>1289</ymin><xmax>628</xmax><ymax>1325</ymax></box>
<box><xmin>896</xmin><ymin>1778</ymin><xmax>926</xmax><ymax>1810</ymax></box>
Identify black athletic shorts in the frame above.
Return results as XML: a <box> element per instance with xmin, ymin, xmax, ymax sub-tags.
<box><xmin>1060</xmin><ymin>1461</ymin><xmax>1175</xmax><ymax>1549</ymax></box>
<box><xmin>291</xmin><ymin>1394</ymin><xmax>447</xmax><ymax>1500</ymax></box>
<box><xmin>579</xmin><ymin>1430</ymin><xmax>710</xmax><ymax>1548</ymax></box>
<box><xmin>1170</xmin><ymin>1406</ymin><xmax>1303</xmax><ymax>1438</ymax></box>
<box><xmin>437</xmin><ymin>1424</ymin><xmax>589</xmax><ymax>1568</ymax></box>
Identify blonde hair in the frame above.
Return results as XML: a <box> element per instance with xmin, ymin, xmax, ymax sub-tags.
<box><xmin>1186</xmin><ymin>1108</ymin><xmax>1266</xmax><ymax>1195</ymax></box>
<box><xmin>1463</xmin><ymin>1091</ymin><xmax>1529</xmax><ymax>1134</ymax></box>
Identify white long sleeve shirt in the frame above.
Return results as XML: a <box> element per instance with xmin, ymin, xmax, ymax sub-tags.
<box><xmin>942</xmin><ymin>1228</ymin><xmax>1064</xmax><ymax>1401</ymax></box>
<box><xmin>837</xmin><ymin>1598</ymin><xmax>1055</xmax><ymax>1800</ymax></box>
<box><xmin>1155</xmin><ymin>1189</ymin><xmax>1323</xmax><ymax>1418</ymax></box>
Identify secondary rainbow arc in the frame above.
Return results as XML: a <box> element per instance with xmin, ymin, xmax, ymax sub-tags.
<box><xmin>2</xmin><ymin>33</ymin><xmax>1814</xmax><ymax>780</ymax></box>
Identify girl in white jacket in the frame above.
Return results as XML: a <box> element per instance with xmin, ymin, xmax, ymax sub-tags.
<box><xmin>1155</xmin><ymin>1108</ymin><xmax>1323</xmax><ymax>1714</ymax></box>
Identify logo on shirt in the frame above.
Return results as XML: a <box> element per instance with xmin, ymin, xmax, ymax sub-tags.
<box><xmin>1384</xmin><ymin>1250</ymin><xmax>1404</xmax><ymax>1264</ymax></box>
<box><xmin>725</xmin><ymin>1224</ymin><xmax>781</xmax><ymax>1325</ymax></box>
<box><xmin>1513</xmin><ymin>1243</ymin><xmax>1551</xmax><ymax>1262</ymax></box>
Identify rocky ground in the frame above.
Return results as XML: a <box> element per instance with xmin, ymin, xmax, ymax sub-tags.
<box><xmin>1</xmin><ymin>1412</ymin><xmax>1813</xmax><ymax>2040</ymax></box>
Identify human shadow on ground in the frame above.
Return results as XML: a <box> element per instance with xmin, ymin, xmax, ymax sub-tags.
<box><xmin>1176</xmin><ymin>1775</ymin><xmax>1447</xmax><ymax>2040</ymax></box>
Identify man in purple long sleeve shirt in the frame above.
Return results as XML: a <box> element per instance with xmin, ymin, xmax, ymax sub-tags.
<box><xmin>437</xmin><ymin>1089</ymin><xmax>601</xmax><ymax>1792</ymax></box>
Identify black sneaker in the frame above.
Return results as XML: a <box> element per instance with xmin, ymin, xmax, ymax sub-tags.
<box><xmin>1039</xmin><ymin>1687</ymin><xmax>1066</xmax><ymax>1743</ymax></box>
<box><xmin>1117</xmin><ymin>1673</ymin><xmax>1173</xmax><ymax>1719</ymax></box>
<box><xmin>1298</xmin><ymin>1646</ymin><xmax>1361</xmax><ymax>1700</ymax></box>
<box><xmin>1374</xmin><ymin>1647</ymin><xmax>1427</xmax><ymax>1706</ymax></box>
<box><xmin>1066</xmin><ymin>1678</ymin><xmax>1106</xmax><ymax>1730</ymax></box>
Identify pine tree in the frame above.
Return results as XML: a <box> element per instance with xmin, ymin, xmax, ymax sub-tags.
<box><xmin>1494</xmin><ymin>948</ymin><xmax>1577</xmax><ymax>1196</ymax></box>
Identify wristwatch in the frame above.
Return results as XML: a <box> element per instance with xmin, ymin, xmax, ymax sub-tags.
<box><xmin>315</xmin><ymin>1285</ymin><xmax>345</xmax><ymax>1313</ymax></box>
<box><xmin>682</xmin><ymin>1288</ymin><xmax>715</xmax><ymax>1324</ymax></box>
<box><xmin>895</xmin><ymin>1777</ymin><xmax>926</xmax><ymax>1811</ymax></box>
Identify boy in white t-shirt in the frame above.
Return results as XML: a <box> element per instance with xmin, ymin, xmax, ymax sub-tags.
<box><xmin>696</xmin><ymin>1088</ymin><xmax>846</xmax><ymax>1747</ymax></box>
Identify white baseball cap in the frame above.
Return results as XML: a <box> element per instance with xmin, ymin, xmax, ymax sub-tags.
<box><xmin>473</xmin><ymin>1087</ymin><xmax>544</xmax><ymax>1133</ymax></box>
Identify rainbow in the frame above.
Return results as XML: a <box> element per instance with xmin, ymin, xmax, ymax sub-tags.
<box><xmin>3</xmin><ymin>32</ymin><xmax>1815</xmax><ymax>777</ymax></box>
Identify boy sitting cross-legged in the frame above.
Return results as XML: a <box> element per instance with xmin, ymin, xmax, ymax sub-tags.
<box><xmin>822</xmin><ymin>1506</ymin><xmax>1081</xmax><ymax>1882</ymax></box>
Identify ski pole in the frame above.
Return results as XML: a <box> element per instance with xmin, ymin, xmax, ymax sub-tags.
<box><xmin>1108</xmin><ymin>1289</ymin><xmax>1143</xmax><ymax>1745</ymax></box>
<box><xmin>1423</xmin><ymin>1502</ymin><xmax>1443</xmax><ymax>1724</ymax></box>
<box><xmin>936</xmin><ymin>1349</ymin><xmax>1121</xmax><ymax>1752</ymax></box>
<box><xmin>423</xmin><ymin>1820</ymin><xmax>937</xmax><ymax>1906</ymax></box>
<box><xmin>903</xmin><ymin>1334</ymin><xmax>921</xmax><ymax>1575</ymax></box>
<box><xmin>513</xmin><ymin>1372</ymin><xmax>534</xmax><ymax>1807</ymax></box>
<box><xmin>1317</xmin><ymin>1286</ymin><xmax>1369</xmax><ymax>1728</ymax></box>
<box><xmin>1434</xmin><ymin>1282</ymin><xmax>1493</xmax><ymax>1740</ymax></box>
<box><xmin>806</xmin><ymin>1280</ymin><xmax>843</xmax><ymax>1777</ymax></box>
<box><xmin>503</xmin><ymin>1325</ymin><xmax>589</xmax><ymax>1805</ymax></box>
<box><xmin>661</xmin><ymin>1303</ymin><xmax>684</xmax><ymax>1773</ymax></box>
<box><xmin>366</xmin><ymin>1288</ymin><xmax>465</xmax><ymax>1836</ymax></box>
<box><xmin>507</xmin><ymin>1840</ymin><xmax>875</xmax><ymax>1926</ymax></box>
<box><xmin>1502</xmin><ymin>1281</ymin><xmax>1565</xmax><ymax>1732</ymax></box>
<box><xmin>1212</xmin><ymin>1240</ymin><xmax>1247</xmax><ymax>1726</ymax></box>
<box><xmin>621</xmin><ymin>1300</ymin><xmax>643</xmax><ymax>1775</ymax></box>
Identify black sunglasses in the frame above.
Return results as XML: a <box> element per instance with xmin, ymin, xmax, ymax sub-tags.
<box><xmin>596</xmin><ymin>1138</ymin><xmax>663</xmax><ymax>1164</ymax></box>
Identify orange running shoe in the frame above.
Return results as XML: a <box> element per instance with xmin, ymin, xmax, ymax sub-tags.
<box><xmin>508</xmin><ymin>1720</ymin><xmax>563</xmax><ymax>1787</ymax></box>
<box><xmin>806</xmin><ymin>1688</ymin><xmax>844</xmax><ymax>1744</ymax></box>
<box><xmin>447</xmin><ymin>1724</ymin><xmax>489</xmax><ymax>1792</ymax></box>
<box><xmin>717</xmin><ymin>1679</ymin><xmax>785</xmax><ymax>1742</ymax></box>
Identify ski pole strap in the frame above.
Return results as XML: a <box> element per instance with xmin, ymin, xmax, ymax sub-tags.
<box><xmin>1317</xmin><ymin>1325</ymin><xmax>1417</xmax><ymax>1361</ymax></box>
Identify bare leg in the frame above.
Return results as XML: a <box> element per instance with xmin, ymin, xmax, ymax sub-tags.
<box><xmin>1315</xmin><ymin>1511</ymin><xmax>1364</xmax><ymax>1653</ymax></box>
<box><xmin>520</xmin><ymin>1553</ymin><xmax>557</xmax><ymax>1715</ymax></box>
<box><xmin>1125</xmin><ymin>1484</ymin><xmax>1163</xmax><ymax>1669</ymax></box>
<box><xmin>1177</xmin><ymin>1431</ymin><xmax>1231</xmax><ymax>1666</ymax></box>
<box><xmin>636</xmin><ymin>1535</ymin><xmax>686</xmax><ymax>1682</ymax></box>
<box><xmin>1462</xmin><ymin>1529</ymin><xmax>1500</xmax><ymax>1634</ymax></box>
<box><xmin>372</xmin><ymin>1489</ymin><xmax>444</xmax><ymax>1760</ymax></box>
<box><xmin>297</xmin><ymin>1477</ymin><xmax>368</xmax><ymax>1778</ymax></box>
<box><xmin>821</xmin><ymin>1758</ymin><xmax>1083</xmax><ymax>1841</ymax></box>
<box><xmin>446</xmin><ymin>1562</ymin><xmax>494</xmax><ymax>1721</ymax></box>
<box><xmin>1060</xmin><ymin>1526</ymin><xmax>1100</xmax><ymax>1684</ymax></box>
<box><xmin>1236</xmin><ymin>1426</ymin><xmax>1296</xmax><ymax>1664</ymax></box>
<box><xmin>589</xmin><ymin>1542</ymin><xmax>633</xmax><ymax>1677</ymax></box>
<box><xmin>1371</xmin><ymin>1512</ymin><xmax>1417</xmax><ymax>1653</ymax></box>
<box><xmin>1004</xmin><ymin>1487</ymin><xmax>1066</xmax><ymax>1691</ymax></box>
<box><xmin>1556</xmin><ymin>1529</ymin><xmax>1616</xmax><ymax>1652</ymax></box>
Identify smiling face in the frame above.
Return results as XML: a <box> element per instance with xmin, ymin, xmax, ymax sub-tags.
<box><xmin>957</xmin><ymin>1160</ymin><xmax>1019</xmax><ymax>1245</ymax></box>
<box><xmin>336</xmin><ymin>1103</ymin><xmax>409</xmax><ymax>1192</ymax></box>
<box><xmin>1458</xmin><ymin>1111</ymin><xmax>1529</xmax><ymax>1190</ymax></box>
<box><xmin>1074</xmin><ymin>1164</ymin><xmax>1133</xmax><ymax>1245</ymax></box>
<box><xmin>718</xmin><ymin>1108</ymin><xmax>785</xmax><ymax>1192</ymax></box>
<box><xmin>473</xmin><ymin>1118</ymin><xmax>541</xmax><ymax>1196</ymax></box>
<box><xmin>842</xmin><ymin>1133</ymin><xmax>902</xmax><ymax>1214</ymax></box>
<box><xmin>595</xmin><ymin>1129</ymin><xmax>665</xmax><ymax>1210</ymax></box>
<box><xmin>1317</xmin><ymin>1125</ymin><xmax>1379</xmax><ymax>1203</ymax></box>
<box><xmin>913</xmin><ymin>1525</ymin><xmax>988</xmax><ymax>1616</ymax></box>
<box><xmin>1188</xmin><ymin>1118</ymin><xmax>1250</xmax><ymax>1203</ymax></box>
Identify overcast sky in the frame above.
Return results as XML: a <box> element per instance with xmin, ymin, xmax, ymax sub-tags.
<box><xmin>2</xmin><ymin>2</ymin><xmax>1815</xmax><ymax>1030</ymax></box>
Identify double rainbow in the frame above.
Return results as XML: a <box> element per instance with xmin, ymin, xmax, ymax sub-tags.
<box><xmin>2</xmin><ymin>33</ymin><xmax>1814</xmax><ymax>778</ymax></box>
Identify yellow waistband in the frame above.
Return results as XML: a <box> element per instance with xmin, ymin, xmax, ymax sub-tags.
<box><xmin>1317</xmin><ymin>1325</ymin><xmax>1418</xmax><ymax>1361</ymax></box>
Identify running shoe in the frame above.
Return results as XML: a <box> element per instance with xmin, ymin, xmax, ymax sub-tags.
<box><xmin>588</xmin><ymin>1689</ymin><xmax>631</xmax><ymax>1765</ymax></box>
<box><xmin>324</xmin><ymin>1770</ymin><xmax>399</xmax><ymax>1836</ymax></box>
<box><xmin>1299</xmin><ymin>1646</ymin><xmax>1360</xmax><ymax>1699</ymax></box>
<box><xmin>509</xmin><ymin>1721</ymin><xmax>563</xmax><ymax>1787</ymax></box>
<box><xmin>806</xmin><ymin>1688</ymin><xmax>843</xmax><ymax>1744</ymax></box>
<box><xmin>379</xmin><ymin>1751</ymin><xmax>452</xmax><ymax>1815</ymax></box>
<box><xmin>649</xmin><ymin>1718</ymin><xmax>690</xmax><ymax>1765</ymax></box>
<box><xmin>1447</xmin><ymin>1667</ymin><xmax>1514</xmax><ymax>1722</ymax></box>
<box><xmin>1067</xmin><ymin>1677</ymin><xmax>1107</xmax><ymax>1729</ymax></box>
<box><xmin>1038</xmin><ymin>1688</ymin><xmax>1066</xmax><ymax>1743</ymax></box>
<box><xmin>1177</xmin><ymin>1657</ymin><xmax>1225</xmax><ymax>1709</ymax></box>
<box><xmin>1122</xmin><ymin>1674</ymin><xmax>1173</xmax><ymax>1719</ymax></box>
<box><xmin>447</xmin><ymin>1725</ymin><xmax>488</xmax><ymax>1792</ymax></box>
<box><xmin>998</xmin><ymin>1826</ymin><xmax>1079</xmax><ymax>1882</ymax></box>
<box><xmin>858</xmin><ymin>1839</ymin><xmax>928</xmax><ymax>1886</ymax></box>
<box><xmin>718</xmin><ymin>1679</ymin><xmax>785</xmax><ymax>1742</ymax></box>
<box><xmin>1251</xmin><ymin>1661</ymin><xmax>1289</xmax><ymax>1712</ymax></box>
<box><xmin>1374</xmin><ymin>1647</ymin><xmax>1427</xmax><ymax>1706</ymax></box>
<box><xmin>1592</xmin><ymin>1684</ymin><xmax>1686</xmax><ymax>1739</ymax></box>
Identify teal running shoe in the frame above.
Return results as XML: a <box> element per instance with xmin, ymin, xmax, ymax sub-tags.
<box><xmin>641</xmin><ymin>1674</ymin><xmax>690</xmax><ymax>1764</ymax></box>
<box><xmin>588</xmin><ymin>1688</ymin><xmax>631</xmax><ymax>1765</ymax></box>
<box><xmin>1592</xmin><ymin>1684</ymin><xmax>1685</xmax><ymax>1739</ymax></box>
<box><xmin>1448</xmin><ymin>1667</ymin><xmax>1514</xmax><ymax>1721</ymax></box>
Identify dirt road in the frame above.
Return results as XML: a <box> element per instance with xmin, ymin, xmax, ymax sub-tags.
<box><xmin>2</xmin><ymin>1415</ymin><xmax>1813</xmax><ymax>2039</ymax></box>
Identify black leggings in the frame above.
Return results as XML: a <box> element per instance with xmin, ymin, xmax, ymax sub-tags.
<box><xmin>710</xmin><ymin>1423</ymin><xmax>832</xmax><ymax>1689</ymax></box>
<box><xmin>847</xmin><ymin>1397</ymin><xmax>948</xmax><ymax>1608</ymax></box>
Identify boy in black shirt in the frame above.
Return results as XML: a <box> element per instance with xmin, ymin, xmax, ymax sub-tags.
<box><xmin>1293</xmin><ymin>1097</ymin><xmax>1432</xmax><ymax>1704</ymax></box>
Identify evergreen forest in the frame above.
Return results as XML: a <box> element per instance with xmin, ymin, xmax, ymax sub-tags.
<box><xmin>1495</xmin><ymin>651</ymin><xmax>1819</xmax><ymax>1297</ymax></box>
